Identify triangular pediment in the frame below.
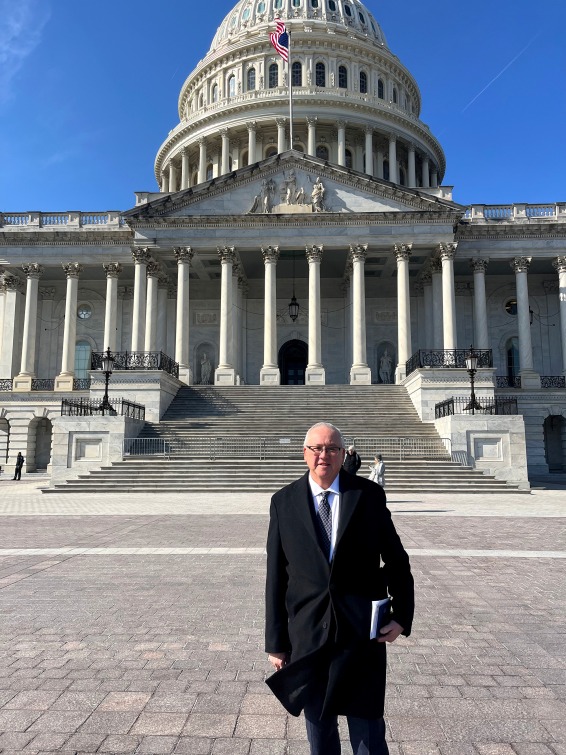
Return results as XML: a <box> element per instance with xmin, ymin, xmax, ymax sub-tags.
<box><xmin>124</xmin><ymin>151</ymin><xmax>464</xmax><ymax>222</ymax></box>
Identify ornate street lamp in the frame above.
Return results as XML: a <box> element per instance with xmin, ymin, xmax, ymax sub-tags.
<box><xmin>288</xmin><ymin>252</ymin><xmax>299</xmax><ymax>322</ymax></box>
<box><xmin>464</xmin><ymin>344</ymin><xmax>481</xmax><ymax>415</ymax></box>
<box><xmin>100</xmin><ymin>347</ymin><xmax>115</xmax><ymax>415</ymax></box>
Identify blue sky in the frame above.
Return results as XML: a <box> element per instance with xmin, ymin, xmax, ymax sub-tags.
<box><xmin>1</xmin><ymin>0</ymin><xmax>564</xmax><ymax>211</ymax></box>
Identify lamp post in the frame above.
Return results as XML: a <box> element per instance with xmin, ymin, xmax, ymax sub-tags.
<box><xmin>464</xmin><ymin>344</ymin><xmax>481</xmax><ymax>415</ymax></box>
<box><xmin>288</xmin><ymin>251</ymin><xmax>299</xmax><ymax>322</ymax></box>
<box><xmin>100</xmin><ymin>347</ymin><xmax>115</xmax><ymax>415</ymax></box>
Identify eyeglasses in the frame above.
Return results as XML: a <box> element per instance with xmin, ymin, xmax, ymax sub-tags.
<box><xmin>305</xmin><ymin>445</ymin><xmax>343</xmax><ymax>456</ymax></box>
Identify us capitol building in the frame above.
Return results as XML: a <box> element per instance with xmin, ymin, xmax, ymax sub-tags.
<box><xmin>1</xmin><ymin>0</ymin><xmax>565</xmax><ymax>481</ymax></box>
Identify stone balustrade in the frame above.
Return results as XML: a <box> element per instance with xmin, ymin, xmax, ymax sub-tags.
<box><xmin>0</xmin><ymin>211</ymin><xmax>123</xmax><ymax>229</ymax></box>
<box><xmin>463</xmin><ymin>203</ymin><xmax>566</xmax><ymax>222</ymax></box>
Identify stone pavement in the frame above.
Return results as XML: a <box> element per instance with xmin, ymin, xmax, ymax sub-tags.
<box><xmin>0</xmin><ymin>476</ymin><xmax>565</xmax><ymax>755</ymax></box>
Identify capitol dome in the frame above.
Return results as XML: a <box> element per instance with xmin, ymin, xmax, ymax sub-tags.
<box><xmin>154</xmin><ymin>0</ymin><xmax>445</xmax><ymax>194</ymax></box>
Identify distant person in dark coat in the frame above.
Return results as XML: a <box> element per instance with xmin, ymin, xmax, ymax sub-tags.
<box><xmin>13</xmin><ymin>452</ymin><xmax>24</xmax><ymax>481</ymax></box>
<box><xmin>343</xmin><ymin>445</ymin><xmax>362</xmax><ymax>475</ymax></box>
<box><xmin>265</xmin><ymin>422</ymin><xmax>414</xmax><ymax>755</ymax></box>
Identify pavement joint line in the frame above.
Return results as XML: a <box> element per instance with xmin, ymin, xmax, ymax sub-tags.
<box><xmin>1</xmin><ymin>547</ymin><xmax>566</xmax><ymax>558</ymax></box>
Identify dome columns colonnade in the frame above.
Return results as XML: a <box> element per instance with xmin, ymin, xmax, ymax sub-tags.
<box><xmin>3</xmin><ymin>252</ymin><xmax>566</xmax><ymax>387</ymax></box>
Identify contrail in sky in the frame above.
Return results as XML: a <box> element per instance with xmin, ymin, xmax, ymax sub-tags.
<box><xmin>462</xmin><ymin>32</ymin><xmax>541</xmax><ymax>113</ymax></box>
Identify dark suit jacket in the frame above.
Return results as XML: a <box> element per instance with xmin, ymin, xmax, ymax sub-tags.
<box><xmin>265</xmin><ymin>469</ymin><xmax>414</xmax><ymax>719</ymax></box>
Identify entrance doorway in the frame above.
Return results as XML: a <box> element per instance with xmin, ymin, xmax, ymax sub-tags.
<box><xmin>543</xmin><ymin>415</ymin><xmax>566</xmax><ymax>472</ymax></box>
<box><xmin>279</xmin><ymin>340</ymin><xmax>308</xmax><ymax>385</ymax></box>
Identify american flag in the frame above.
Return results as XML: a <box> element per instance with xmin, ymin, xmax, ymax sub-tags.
<box><xmin>270</xmin><ymin>19</ymin><xmax>289</xmax><ymax>62</ymax></box>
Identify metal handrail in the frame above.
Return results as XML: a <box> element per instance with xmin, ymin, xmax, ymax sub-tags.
<box><xmin>406</xmin><ymin>349</ymin><xmax>493</xmax><ymax>377</ymax></box>
<box><xmin>435</xmin><ymin>396</ymin><xmax>518</xmax><ymax>419</ymax></box>
<box><xmin>91</xmin><ymin>351</ymin><xmax>179</xmax><ymax>379</ymax></box>
<box><xmin>62</xmin><ymin>398</ymin><xmax>145</xmax><ymax>420</ymax></box>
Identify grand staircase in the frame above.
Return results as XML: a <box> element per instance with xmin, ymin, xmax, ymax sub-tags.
<box><xmin>46</xmin><ymin>385</ymin><xmax>526</xmax><ymax>494</ymax></box>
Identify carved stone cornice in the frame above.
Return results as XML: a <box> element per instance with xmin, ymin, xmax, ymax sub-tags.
<box><xmin>103</xmin><ymin>262</ymin><xmax>123</xmax><ymax>279</ymax></box>
<box><xmin>246</xmin><ymin>121</ymin><xmax>257</xmax><ymax>133</ymax></box>
<box><xmin>1</xmin><ymin>273</ymin><xmax>24</xmax><ymax>292</ymax></box>
<box><xmin>470</xmin><ymin>257</ymin><xmax>489</xmax><ymax>274</ymax></box>
<box><xmin>21</xmin><ymin>263</ymin><xmax>43</xmax><ymax>279</ymax></box>
<box><xmin>349</xmin><ymin>243</ymin><xmax>368</xmax><ymax>263</ymax></box>
<box><xmin>146</xmin><ymin>261</ymin><xmax>161</xmax><ymax>278</ymax></box>
<box><xmin>511</xmin><ymin>256</ymin><xmax>532</xmax><ymax>274</ymax></box>
<box><xmin>553</xmin><ymin>256</ymin><xmax>566</xmax><ymax>275</ymax></box>
<box><xmin>174</xmin><ymin>246</ymin><xmax>194</xmax><ymax>264</ymax></box>
<box><xmin>62</xmin><ymin>262</ymin><xmax>83</xmax><ymax>279</ymax></box>
<box><xmin>394</xmin><ymin>243</ymin><xmax>412</xmax><ymax>261</ymax></box>
<box><xmin>261</xmin><ymin>245</ymin><xmax>280</xmax><ymax>263</ymax></box>
<box><xmin>39</xmin><ymin>287</ymin><xmax>56</xmax><ymax>300</ymax></box>
<box><xmin>131</xmin><ymin>247</ymin><xmax>152</xmax><ymax>265</ymax></box>
<box><xmin>306</xmin><ymin>244</ymin><xmax>323</xmax><ymax>264</ymax></box>
<box><xmin>217</xmin><ymin>246</ymin><xmax>236</xmax><ymax>264</ymax></box>
<box><xmin>437</xmin><ymin>242</ymin><xmax>457</xmax><ymax>261</ymax></box>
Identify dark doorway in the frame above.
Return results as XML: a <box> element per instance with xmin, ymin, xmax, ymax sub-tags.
<box><xmin>279</xmin><ymin>339</ymin><xmax>308</xmax><ymax>385</ymax></box>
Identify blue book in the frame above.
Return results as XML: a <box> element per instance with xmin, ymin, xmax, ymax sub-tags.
<box><xmin>370</xmin><ymin>597</ymin><xmax>391</xmax><ymax>639</ymax></box>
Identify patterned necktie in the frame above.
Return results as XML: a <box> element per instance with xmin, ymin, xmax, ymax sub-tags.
<box><xmin>317</xmin><ymin>491</ymin><xmax>332</xmax><ymax>560</ymax></box>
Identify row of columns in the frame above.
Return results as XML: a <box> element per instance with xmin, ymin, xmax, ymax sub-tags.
<box><xmin>161</xmin><ymin>119</ymin><xmax>439</xmax><ymax>192</ymax></box>
<box><xmin>2</xmin><ymin>252</ymin><xmax>566</xmax><ymax>388</ymax></box>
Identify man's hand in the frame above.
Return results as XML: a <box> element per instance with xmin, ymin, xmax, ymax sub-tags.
<box><xmin>268</xmin><ymin>652</ymin><xmax>290</xmax><ymax>670</ymax></box>
<box><xmin>377</xmin><ymin>620</ymin><xmax>404</xmax><ymax>643</ymax></box>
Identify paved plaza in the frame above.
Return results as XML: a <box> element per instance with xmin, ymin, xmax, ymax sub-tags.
<box><xmin>0</xmin><ymin>475</ymin><xmax>565</xmax><ymax>755</ymax></box>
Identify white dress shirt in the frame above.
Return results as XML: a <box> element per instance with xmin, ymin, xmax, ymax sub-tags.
<box><xmin>308</xmin><ymin>474</ymin><xmax>341</xmax><ymax>561</ymax></box>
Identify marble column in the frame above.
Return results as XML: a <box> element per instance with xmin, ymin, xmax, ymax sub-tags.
<box><xmin>511</xmin><ymin>256</ymin><xmax>540</xmax><ymax>388</ymax></box>
<box><xmin>421</xmin><ymin>271</ymin><xmax>433</xmax><ymax>348</ymax></box>
<box><xmin>553</xmin><ymin>256</ymin><xmax>566</xmax><ymax>375</ymax></box>
<box><xmin>276</xmin><ymin>118</ymin><xmax>287</xmax><ymax>153</ymax></box>
<box><xmin>260</xmin><ymin>247</ymin><xmax>280</xmax><ymax>385</ymax></box>
<box><xmin>238</xmin><ymin>275</ymin><xmax>248</xmax><ymax>382</ymax></box>
<box><xmin>431</xmin><ymin>169</ymin><xmax>438</xmax><ymax>188</ymax></box>
<box><xmin>131</xmin><ymin>247</ymin><xmax>152</xmax><ymax>352</ymax></box>
<box><xmin>169</xmin><ymin>161</ymin><xmax>178</xmax><ymax>193</ymax></box>
<box><xmin>215</xmin><ymin>246</ymin><xmax>237</xmax><ymax>385</ymax></box>
<box><xmin>232</xmin><ymin>265</ymin><xmax>241</xmax><ymax>383</ymax></box>
<box><xmin>376</xmin><ymin>149</ymin><xmax>384</xmax><ymax>179</ymax></box>
<box><xmin>103</xmin><ymin>263</ymin><xmax>122</xmax><ymax>352</ymax></box>
<box><xmin>388</xmin><ymin>134</ymin><xmax>398</xmax><ymax>184</ymax></box>
<box><xmin>161</xmin><ymin>172</ymin><xmax>169</xmax><ymax>193</ymax></box>
<box><xmin>364</xmin><ymin>127</ymin><xmax>374</xmax><ymax>175</ymax></box>
<box><xmin>439</xmin><ymin>243</ymin><xmax>458</xmax><ymax>350</ymax></box>
<box><xmin>198</xmin><ymin>138</ymin><xmax>207</xmax><ymax>184</ymax></box>
<box><xmin>55</xmin><ymin>263</ymin><xmax>83</xmax><ymax>391</ymax></box>
<box><xmin>0</xmin><ymin>284</ymin><xmax>4</xmax><ymax>367</ymax></box>
<box><xmin>349</xmin><ymin>244</ymin><xmax>371</xmax><ymax>384</ymax></box>
<box><xmin>395</xmin><ymin>244</ymin><xmax>412</xmax><ymax>382</ymax></box>
<box><xmin>305</xmin><ymin>245</ymin><xmax>325</xmax><ymax>384</ymax></box>
<box><xmin>13</xmin><ymin>264</ymin><xmax>43</xmax><ymax>391</ymax></box>
<box><xmin>174</xmin><ymin>246</ymin><xmax>194</xmax><ymax>385</ymax></box>
<box><xmin>37</xmin><ymin>287</ymin><xmax>56</xmax><ymax>379</ymax></box>
<box><xmin>181</xmin><ymin>149</ymin><xmax>190</xmax><ymax>190</ymax></box>
<box><xmin>430</xmin><ymin>257</ymin><xmax>443</xmax><ymax>349</ymax></box>
<box><xmin>307</xmin><ymin>117</ymin><xmax>317</xmax><ymax>156</ymax></box>
<box><xmin>408</xmin><ymin>144</ymin><xmax>416</xmax><ymax>188</ymax></box>
<box><xmin>422</xmin><ymin>157</ymin><xmax>430</xmax><ymax>188</ymax></box>
<box><xmin>117</xmin><ymin>286</ymin><xmax>134</xmax><ymax>353</ymax></box>
<box><xmin>157</xmin><ymin>273</ymin><xmax>169</xmax><ymax>356</ymax></box>
<box><xmin>470</xmin><ymin>258</ymin><xmax>489</xmax><ymax>350</ymax></box>
<box><xmin>144</xmin><ymin>261</ymin><xmax>160</xmax><ymax>352</ymax></box>
<box><xmin>337</xmin><ymin>121</ymin><xmax>346</xmax><ymax>166</ymax></box>
<box><xmin>0</xmin><ymin>274</ymin><xmax>24</xmax><ymax>380</ymax></box>
<box><xmin>342</xmin><ymin>265</ymin><xmax>353</xmax><ymax>376</ymax></box>
<box><xmin>247</xmin><ymin>122</ymin><xmax>257</xmax><ymax>164</ymax></box>
<box><xmin>220</xmin><ymin>129</ymin><xmax>230</xmax><ymax>175</ymax></box>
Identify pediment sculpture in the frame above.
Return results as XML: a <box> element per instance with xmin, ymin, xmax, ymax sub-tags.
<box><xmin>248</xmin><ymin>171</ymin><xmax>329</xmax><ymax>214</ymax></box>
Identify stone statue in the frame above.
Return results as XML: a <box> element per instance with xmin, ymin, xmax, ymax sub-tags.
<box><xmin>249</xmin><ymin>178</ymin><xmax>276</xmax><ymax>214</ymax></box>
<box><xmin>283</xmin><ymin>169</ymin><xmax>297</xmax><ymax>205</ymax></box>
<box><xmin>379</xmin><ymin>349</ymin><xmax>393</xmax><ymax>384</ymax></box>
<box><xmin>295</xmin><ymin>186</ymin><xmax>306</xmax><ymax>205</ymax></box>
<box><xmin>200</xmin><ymin>353</ymin><xmax>212</xmax><ymax>384</ymax></box>
<box><xmin>311</xmin><ymin>176</ymin><xmax>325</xmax><ymax>212</ymax></box>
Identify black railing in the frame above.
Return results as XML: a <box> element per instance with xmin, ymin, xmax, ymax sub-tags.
<box><xmin>73</xmin><ymin>378</ymin><xmax>91</xmax><ymax>391</ymax></box>
<box><xmin>541</xmin><ymin>376</ymin><xmax>566</xmax><ymax>389</ymax></box>
<box><xmin>435</xmin><ymin>396</ymin><xmax>518</xmax><ymax>419</ymax></box>
<box><xmin>61</xmin><ymin>397</ymin><xmax>145</xmax><ymax>420</ymax></box>
<box><xmin>31</xmin><ymin>379</ymin><xmax>55</xmax><ymax>391</ymax></box>
<box><xmin>0</xmin><ymin>379</ymin><xmax>13</xmax><ymax>392</ymax></box>
<box><xmin>496</xmin><ymin>376</ymin><xmax>522</xmax><ymax>389</ymax></box>
<box><xmin>406</xmin><ymin>349</ymin><xmax>493</xmax><ymax>377</ymax></box>
<box><xmin>91</xmin><ymin>351</ymin><xmax>179</xmax><ymax>379</ymax></box>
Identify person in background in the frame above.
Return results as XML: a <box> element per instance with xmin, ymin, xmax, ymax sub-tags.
<box><xmin>368</xmin><ymin>454</ymin><xmax>385</xmax><ymax>487</ymax></box>
<box><xmin>343</xmin><ymin>445</ymin><xmax>362</xmax><ymax>475</ymax></box>
<box><xmin>13</xmin><ymin>452</ymin><xmax>24</xmax><ymax>481</ymax></box>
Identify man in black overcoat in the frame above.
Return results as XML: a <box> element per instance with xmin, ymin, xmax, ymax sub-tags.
<box><xmin>265</xmin><ymin>422</ymin><xmax>414</xmax><ymax>755</ymax></box>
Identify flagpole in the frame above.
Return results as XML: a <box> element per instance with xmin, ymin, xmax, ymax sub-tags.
<box><xmin>288</xmin><ymin>28</ymin><xmax>294</xmax><ymax>150</ymax></box>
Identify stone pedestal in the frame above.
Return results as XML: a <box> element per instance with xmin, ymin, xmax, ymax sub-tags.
<box><xmin>178</xmin><ymin>366</ymin><xmax>193</xmax><ymax>386</ymax></box>
<box><xmin>350</xmin><ymin>366</ymin><xmax>372</xmax><ymax>385</ymax></box>
<box><xmin>12</xmin><ymin>376</ymin><xmax>33</xmax><ymax>392</ymax></box>
<box><xmin>305</xmin><ymin>366</ymin><xmax>325</xmax><ymax>385</ymax></box>
<box><xmin>519</xmin><ymin>370</ymin><xmax>541</xmax><ymax>390</ymax></box>
<box><xmin>55</xmin><ymin>375</ymin><xmax>75</xmax><ymax>392</ymax></box>
<box><xmin>215</xmin><ymin>367</ymin><xmax>236</xmax><ymax>386</ymax></box>
<box><xmin>260</xmin><ymin>367</ymin><xmax>281</xmax><ymax>385</ymax></box>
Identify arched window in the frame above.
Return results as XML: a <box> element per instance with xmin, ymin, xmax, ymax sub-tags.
<box><xmin>316</xmin><ymin>145</ymin><xmax>329</xmax><ymax>161</ymax></box>
<box><xmin>292</xmin><ymin>61</ymin><xmax>302</xmax><ymax>86</ymax></box>
<box><xmin>383</xmin><ymin>159</ymin><xmax>390</xmax><ymax>181</ymax></box>
<box><xmin>338</xmin><ymin>65</ymin><xmax>348</xmax><ymax>89</ymax></box>
<box><xmin>315</xmin><ymin>62</ymin><xmax>326</xmax><ymax>87</ymax></box>
<box><xmin>344</xmin><ymin>3</ymin><xmax>352</xmax><ymax>17</ymax></box>
<box><xmin>198</xmin><ymin>92</ymin><xmax>204</xmax><ymax>108</ymax></box>
<box><xmin>359</xmin><ymin>70</ymin><xmax>368</xmax><ymax>94</ymax></box>
<box><xmin>377</xmin><ymin>78</ymin><xmax>384</xmax><ymax>99</ymax></box>
<box><xmin>228</xmin><ymin>75</ymin><xmax>236</xmax><ymax>97</ymax></box>
<box><xmin>399</xmin><ymin>167</ymin><xmax>406</xmax><ymax>186</ymax></box>
<box><xmin>392</xmin><ymin>86</ymin><xmax>398</xmax><ymax>104</ymax></box>
<box><xmin>311</xmin><ymin>0</ymin><xmax>319</xmax><ymax>6</ymax></box>
<box><xmin>269</xmin><ymin>63</ymin><xmax>279</xmax><ymax>89</ymax></box>
<box><xmin>247</xmin><ymin>67</ymin><xmax>256</xmax><ymax>91</ymax></box>
<box><xmin>266</xmin><ymin>147</ymin><xmax>277</xmax><ymax>158</ymax></box>
<box><xmin>506</xmin><ymin>337</ymin><xmax>520</xmax><ymax>383</ymax></box>
<box><xmin>74</xmin><ymin>341</ymin><xmax>91</xmax><ymax>379</ymax></box>
<box><xmin>212</xmin><ymin>84</ymin><xmax>219</xmax><ymax>103</ymax></box>
<box><xmin>242</xmin><ymin>150</ymin><xmax>249</xmax><ymax>167</ymax></box>
<box><xmin>206</xmin><ymin>164</ymin><xmax>213</xmax><ymax>180</ymax></box>
<box><xmin>328</xmin><ymin>0</ymin><xmax>337</xmax><ymax>9</ymax></box>
<box><xmin>292</xmin><ymin>0</ymin><xmax>301</xmax><ymax>6</ymax></box>
<box><xmin>345</xmin><ymin>149</ymin><xmax>353</xmax><ymax>169</ymax></box>
<box><xmin>274</xmin><ymin>0</ymin><xmax>283</xmax><ymax>7</ymax></box>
